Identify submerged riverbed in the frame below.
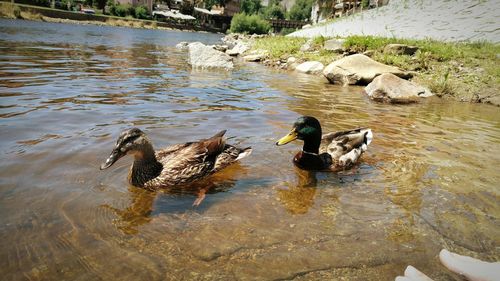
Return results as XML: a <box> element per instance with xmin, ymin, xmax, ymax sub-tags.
<box><xmin>1</xmin><ymin>19</ymin><xmax>499</xmax><ymax>280</ymax></box>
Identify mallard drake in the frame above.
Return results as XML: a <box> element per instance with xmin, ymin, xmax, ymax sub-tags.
<box><xmin>100</xmin><ymin>128</ymin><xmax>252</xmax><ymax>190</ymax></box>
<box><xmin>276</xmin><ymin>116</ymin><xmax>372</xmax><ymax>171</ymax></box>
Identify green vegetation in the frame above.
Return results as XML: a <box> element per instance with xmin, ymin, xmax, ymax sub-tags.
<box><xmin>250</xmin><ymin>35</ymin><xmax>500</xmax><ymax>102</ymax></box>
<box><xmin>240</xmin><ymin>0</ymin><xmax>262</xmax><ymax>15</ymax></box>
<box><xmin>109</xmin><ymin>3</ymin><xmax>133</xmax><ymax>17</ymax></box>
<box><xmin>262</xmin><ymin>0</ymin><xmax>285</xmax><ymax>20</ymax></box>
<box><xmin>134</xmin><ymin>5</ymin><xmax>149</xmax><ymax>19</ymax></box>
<box><xmin>106</xmin><ymin>0</ymin><xmax>150</xmax><ymax>19</ymax></box>
<box><xmin>232</xmin><ymin>0</ymin><xmax>313</xmax><ymax>34</ymax></box>
<box><xmin>230</xmin><ymin>13</ymin><xmax>271</xmax><ymax>34</ymax></box>
<box><xmin>288</xmin><ymin>0</ymin><xmax>313</xmax><ymax>21</ymax></box>
<box><xmin>280</xmin><ymin>27</ymin><xmax>297</xmax><ymax>35</ymax></box>
<box><xmin>252</xmin><ymin>36</ymin><xmax>307</xmax><ymax>58</ymax></box>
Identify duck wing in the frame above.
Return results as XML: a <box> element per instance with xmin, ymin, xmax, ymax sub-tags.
<box><xmin>320</xmin><ymin>128</ymin><xmax>373</xmax><ymax>170</ymax></box>
<box><xmin>153</xmin><ymin>130</ymin><xmax>228</xmax><ymax>186</ymax></box>
<box><xmin>213</xmin><ymin>145</ymin><xmax>252</xmax><ymax>172</ymax></box>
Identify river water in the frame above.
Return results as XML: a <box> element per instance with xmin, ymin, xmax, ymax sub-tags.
<box><xmin>0</xmin><ymin>19</ymin><xmax>499</xmax><ymax>280</ymax></box>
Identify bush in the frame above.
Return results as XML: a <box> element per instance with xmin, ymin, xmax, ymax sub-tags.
<box><xmin>230</xmin><ymin>13</ymin><xmax>271</xmax><ymax>35</ymax></box>
<box><xmin>134</xmin><ymin>5</ymin><xmax>149</xmax><ymax>19</ymax></box>
<box><xmin>288</xmin><ymin>0</ymin><xmax>312</xmax><ymax>21</ymax></box>
<box><xmin>111</xmin><ymin>3</ymin><xmax>133</xmax><ymax>17</ymax></box>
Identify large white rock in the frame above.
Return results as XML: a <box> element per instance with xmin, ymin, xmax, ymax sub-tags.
<box><xmin>188</xmin><ymin>42</ymin><xmax>234</xmax><ymax>70</ymax></box>
<box><xmin>295</xmin><ymin>61</ymin><xmax>324</xmax><ymax>74</ymax></box>
<box><xmin>226</xmin><ymin>41</ymin><xmax>249</xmax><ymax>56</ymax></box>
<box><xmin>323</xmin><ymin>54</ymin><xmax>412</xmax><ymax>85</ymax></box>
<box><xmin>364</xmin><ymin>73</ymin><xmax>433</xmax><ymax>103</ymax></box>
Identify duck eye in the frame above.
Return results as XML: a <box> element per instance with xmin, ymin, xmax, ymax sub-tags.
<box><xmin>122</xmin><ymin>135</ymin><xmax>139</xmax><ymax>144</ymax></box>
<box><xmin>128</xmin><ymin>135</ymin><xmax>139</xmax><ymax>142</ymax></box>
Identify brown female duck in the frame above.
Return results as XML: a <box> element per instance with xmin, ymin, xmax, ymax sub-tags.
<box><xmin>276</xmin><ymin>116</ymin><xmax>372</xmax><ymax>171</ymax></box>
<box><xmin>100</xmin><ymin>128</ymin><xmax>252</xmax><ymax>189</ymax></box>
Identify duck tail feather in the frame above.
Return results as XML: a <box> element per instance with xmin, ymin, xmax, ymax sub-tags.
<box><xmin>236</xmin><ymin>147</ymin><xmax>252</xmax><ymax>161</ymax></box>
<box><xmin>211</xmin><ymin>130</ymin><xmax>227</xmax><ymax>139</ymax></box>
<box><xmin>364</xmin><ymin>129</ymin><xmax>373</xmax><ymax>146</ymax></box>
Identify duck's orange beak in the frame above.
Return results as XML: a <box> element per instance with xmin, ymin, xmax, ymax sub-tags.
<box><xmin>276</xmin><ymin>129</ymin><xmax>298</xmax><ymax>146</ymax></box>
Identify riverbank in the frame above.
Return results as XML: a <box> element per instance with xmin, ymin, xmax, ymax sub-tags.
<box><xmin>243</xmin><ymin>35</ymin><xmax>500</xmax><ymax>105</ymax></box>
<box><xmin>290</xmin><ymin>0</ymin><xmax>500</xmax><ymax>43</ymax></box>
<box><xmin>0</xmin><ymin>2</ymin><xmax>220</xmax><ymax>32</ymax></box>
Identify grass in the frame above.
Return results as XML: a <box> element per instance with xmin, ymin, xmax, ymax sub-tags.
<box><xmin>250</xmin><ymin>35</ymin><xmax>500</xmax><ymax>102</ymax></box>
<box><xmin>250</xmin><ymin>35</ymin><xmax>342</xmax><ymax>65</ymax></box>
<box><xmin>251</xmin><ymin>36</ymin><xmax>308</xmax><ymax>59</ymax></box>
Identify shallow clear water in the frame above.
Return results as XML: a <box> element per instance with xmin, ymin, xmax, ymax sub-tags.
<box><xmin>0</xmin><ymin>19</ymin><xmax>499</xmax><ymax>280</ymax></box>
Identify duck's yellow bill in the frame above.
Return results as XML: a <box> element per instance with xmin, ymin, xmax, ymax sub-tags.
<box><xmin>276</xmin><ymin>130</ymin><xmax>298</xmax><ymax>146</ymax></box>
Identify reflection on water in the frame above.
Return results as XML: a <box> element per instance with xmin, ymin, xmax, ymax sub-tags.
<box><xmin>1</xmin><ymin>19</ymin><xmax>499</xmax><ymax>280</ymax></box>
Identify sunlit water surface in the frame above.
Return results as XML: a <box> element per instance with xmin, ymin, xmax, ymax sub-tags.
<box><xmin>0</xmin><ymin>19</ymin><xmax>499</xmax><ymax>280</ymax></box>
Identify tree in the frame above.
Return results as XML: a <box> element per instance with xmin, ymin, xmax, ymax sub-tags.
<box><xmin>240</xmin><ymin>0</ymin><xmax>261</xmax><ymax>15</ymax></box>
<box><xmin>262</xmin><ymin>0</ymin><xmax>285</xmax><ymax>20</ymax></box>
<box><xmin>288</xmin><ymin>0</ymin><xmax>313</xmax><ymax>21</ymax></box>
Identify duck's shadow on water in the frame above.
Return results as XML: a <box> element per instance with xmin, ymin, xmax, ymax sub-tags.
<box><xmin>277</xmin><ymin>164</ymin><xmax>375</xmax><ymax>215</ymax></box>
<box><xmin>101</xmin><ymin>164</ymin><xmax>252</xmax><ymax>234</ymax></box>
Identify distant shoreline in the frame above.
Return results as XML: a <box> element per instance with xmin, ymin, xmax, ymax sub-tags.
<box><xmin>0</xmin><ymin>2</ymin><xmax>222</xmax><ymax>33</ymax></box>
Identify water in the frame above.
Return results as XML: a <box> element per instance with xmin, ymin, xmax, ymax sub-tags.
<box><xmin>1</xmin><ymin>19</ymin><xmax>499</xmax><ymax>280</ymax></box>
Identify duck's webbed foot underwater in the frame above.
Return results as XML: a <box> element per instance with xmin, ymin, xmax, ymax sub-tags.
<box><xmin>192</xmin><ymin>188</ymin><xmax>207</xmax><ymax>207</ymax></box>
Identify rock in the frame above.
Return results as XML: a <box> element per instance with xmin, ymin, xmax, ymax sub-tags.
<box><xmin>364</xmin><ymin>73</ymin><xmax>433</xmax><ymax>103</ymax></box>
<box><xmin>287</xmin><ymin>57</ymin><xmax>297</xmax><ymax>64</ymax></box>
<box><xmin>482</xmin><ymin>95</ymin><xmax>500</xmax><ymax>106</ymax></box>
<box><xmin>226</xmin><ymin>41</ymin><xmax>249</xmax><ymax>56</ymax></box>
<box><xmin>221</xmin><ymin>33</ymin><xmax>245</xmax><ymax>48</ymax></box>
<box><xmin>300</xmin><ymin>38</ymin><xmax>314</xmax><ymax>52</ymax></box>
<box><xmin>243</xmin><ymin>49</ymin><xmax>268</xmax><ymax>62</ymax></box>
<box><xmin>188</xmin><ymin>42</ymin><xmax>233</xmax><ymax>70</ymax></box>
<box><xmin>302</xmin><ymin>24</ymin><xmax>312</xmax><ymax>29</ymax></box>
<box><xmin>384</xmin><ymin>44</ymin><xmax>419</xmax><ymax>55</ymax></box>
<box><xmin>323</xmin><ymin>54</ymin><xmax>412</xmax><ymax>85</ymax></box>
<box><xmin>251</xmin><ymin>34</ymin><xmax>265</xmax><ymax>39</ymax></box>
<box><xmin>175</xmin><ymin>41</ymin><xmax>189</xmax><ymax>49</ymax></box>
<box><xmin>363</xmin><ymin>50</ymin><xmax>375</xmax><ymax>57</ymax></box>
<box><xmin>243</xmin><ymin>54</ymin><xmax>265</xmax><ymax>62</ymax></box>
<box><xmin>324</xmin><ymin>38</ymin><xmax>345</xmax><ymax>52</ymax></box>
<box><xmin>213</xmin><ymin>44</ymin><xmax>229</xmax><ymax>52</ymax></box>
<box><xmin>295</xmin><ymin>61</ymin><xmax>324</xmax><ymax>74</ymax></box>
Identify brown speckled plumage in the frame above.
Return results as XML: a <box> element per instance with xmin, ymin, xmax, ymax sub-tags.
<box><xmin>101</xmin><ymin>128</ymin><xmax>252</xmax><ymax>189</ymax></box>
